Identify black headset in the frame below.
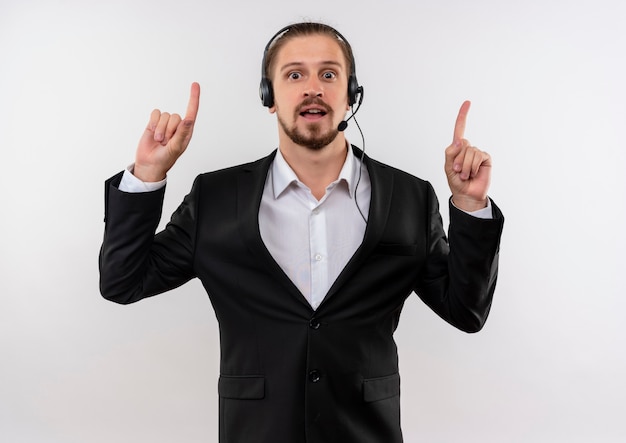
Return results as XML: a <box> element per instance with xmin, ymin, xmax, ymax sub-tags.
<box><xmin>259</xmin><ymin>24</ymin><xmax>362</xmax><ymax>108</ymax></box>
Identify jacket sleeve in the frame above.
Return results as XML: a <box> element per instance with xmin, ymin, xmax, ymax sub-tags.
<box><xmin>414</xmin><ymin>184</ymin><xmax>504</xmax><ymax>333</ymax></box>
<box><xmin>98</xmin><ymin>172</ymin><xmax>199</xmax><ymax>304</ymax></box>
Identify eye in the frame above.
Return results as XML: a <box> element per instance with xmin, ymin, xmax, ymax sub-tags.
<box><xmin>288</xmin><ymin>72</ymin><xmax>302</xmax><ymax>80</ymax></box>
<box><xmin>322</xmin><ymin>71</ymin><xmax>336</xmax><ymax>80</ymax></box>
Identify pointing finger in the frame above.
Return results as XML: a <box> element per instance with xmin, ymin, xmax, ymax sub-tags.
<box><xmin>184</xmin><ymin>82</ymin><xmax>200</xmax><ymax>122</ymax></box>
<box><xmin>453</xmin><ymin>100</ymin><xmax>471</xmax><ymax>142</ymax></box>
<box><xmin>168</xmin><ymin>83</ymin><xmax>200</xmax><ymax>154</ymax></box>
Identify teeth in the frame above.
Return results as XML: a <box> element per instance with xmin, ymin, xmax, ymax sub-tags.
<box><xmin>300</xmin><ymin>108</ymin><xmax>326</xmax><ymax>116</ymax></box>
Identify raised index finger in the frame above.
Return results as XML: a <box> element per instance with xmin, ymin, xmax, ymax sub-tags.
<box><xmin>453</xmin><ymin>100</ymin><xmax>471</xmax><ymax>142</ymax></box>
<box><xmin>184</xmin><ymin>82</ymin><xmax>201</xmax><ymax>121</ymax></box>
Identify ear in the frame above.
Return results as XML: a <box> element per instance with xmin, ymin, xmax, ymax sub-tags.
<box><xmin>269</xmin><ymin>105</ymin><xmax>276</xmax><ymax>114</ymax></box>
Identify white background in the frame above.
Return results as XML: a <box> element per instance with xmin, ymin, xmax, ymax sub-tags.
<box><xmin>1</xmin><ymin>0</ymin><xmax>625</xmax><ymax>442</ymax></box>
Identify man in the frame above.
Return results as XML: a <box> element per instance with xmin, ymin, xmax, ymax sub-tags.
<box><xmin>100</xmin><ymin>22</ymin><xmax>504</xmax><ymax>443</ymax></box>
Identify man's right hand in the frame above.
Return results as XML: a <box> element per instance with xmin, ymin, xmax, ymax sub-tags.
<box><xmin>133</xmin><ymin>82</ymin><xmax>200</xmax><ymax>182</ymax></box>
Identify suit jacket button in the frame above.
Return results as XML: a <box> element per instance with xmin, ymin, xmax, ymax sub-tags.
<box><xmin>309</xmin><ymin>370</ymin><xmax>321</xmax><ymax>383</ymax></box>
<box><xmin>309</xmin><ymin>318</ymin><xmax>321</xmax><ymax>330</ymax></box>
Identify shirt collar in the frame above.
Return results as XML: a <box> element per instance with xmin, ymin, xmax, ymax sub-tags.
<box><xmin>271</xmin><ymin>143</ymin><xmax>360</xmax><ymax>199</ymax></box>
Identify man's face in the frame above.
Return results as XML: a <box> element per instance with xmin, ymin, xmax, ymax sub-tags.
<box><xmin>269</xmin><ymin>34</ymin><xmax>350</xmax><ymax>151</ymax></box>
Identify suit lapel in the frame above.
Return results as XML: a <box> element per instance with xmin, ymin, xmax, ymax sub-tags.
<box><xmin>319</xmin><ymin>149</ymin><xmax>395</xmax><ymax>309</ymax></box>
<box><xmin>236</xmin><ymin>151</ymin><xmax>314</xmax><ymax>311</ymax></box>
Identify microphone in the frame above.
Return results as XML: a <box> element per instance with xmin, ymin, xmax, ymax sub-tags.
<box><xmin>338</xmin><ymin>86</ymin><xmax>364</xmax><ymax>132</ymax></box>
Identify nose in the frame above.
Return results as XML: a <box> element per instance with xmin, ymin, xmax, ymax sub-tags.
<box><xmin>303</xmin><ymin>77</ymin><xmax>323</xmax><ymax>98</ymax></box>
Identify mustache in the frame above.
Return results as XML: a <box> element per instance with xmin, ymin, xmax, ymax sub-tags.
<box><xmin>296</xmin><ymin>97</ymin><xmax>332</xmax><ymax>114</ymax></box>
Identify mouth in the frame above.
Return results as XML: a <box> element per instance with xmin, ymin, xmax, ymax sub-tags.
<box><xmin>299</xmin><ymin>109</ymin><xmax>327</xmax><ymax>121</ymax></box>
<box><xmin>298</xmin><ymin>101</ymin><xmax>330</xmax><ymax>121</ymax></box>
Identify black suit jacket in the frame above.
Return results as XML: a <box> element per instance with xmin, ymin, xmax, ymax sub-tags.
<box><xmin>99</xmin><ymin>147</ymin><xmax>504</xmax><ymax>443</ymax></box>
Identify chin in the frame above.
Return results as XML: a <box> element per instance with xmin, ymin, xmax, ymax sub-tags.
<box><xmin>280</xmin><ymin>116</ymin><xmax>340</xmax><ymax>151</ymax></box>
<box><xmin>297</xmin><ymin>128</ymin><xmax>340</xmax><ymax>151</ymax></box>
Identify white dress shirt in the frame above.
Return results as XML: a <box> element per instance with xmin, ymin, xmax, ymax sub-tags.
<box><xmin>258</xmin><ymin>148</ymin><xmax>371</xmax><ymax>310</ymax></box>
<box><xmin>118</xmin><ymin>147</ymin><xmax>491</xmax><ymax>310</ymax></box>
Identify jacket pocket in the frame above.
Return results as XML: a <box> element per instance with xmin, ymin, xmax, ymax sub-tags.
<box><xmin>218</xmin><ymin>375</ymin><xmax>265</xmax><ymax>400</ymax></box>
<box><xmin>363</xmin><ymin>373</ymin><xmax>400</xmax><ymax>402</ymax></box>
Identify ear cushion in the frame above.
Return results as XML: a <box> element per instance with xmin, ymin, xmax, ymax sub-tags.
<box><xmin>259</xmin><ymin>78</ymin><xmax>274</xmax><ymax>108</ymax></box>
<box><xmin>348</xmin><ymin>74</ymin><xmax>359</xmax><ymax>106</ymax></box>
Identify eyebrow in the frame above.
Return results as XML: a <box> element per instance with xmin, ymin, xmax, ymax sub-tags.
<box><xmin>279</xmin><ymin>60</ymin><xmax>344</xmax><ymax>73</ymax></box>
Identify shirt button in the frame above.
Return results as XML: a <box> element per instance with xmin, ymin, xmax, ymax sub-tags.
<box><xmin>314</xmin><ymin>254</ymin><xmax>323</xmax><ymax>261</ymax></box>
<box><xmin>309</xmin><ymin>318</ymin><xmax>321</xmax><ymax>330</ymax></box>
<box><xmin>309</xmin><ymin>370</ymin><xmax>321</xmax><ymax>383</ymax></box>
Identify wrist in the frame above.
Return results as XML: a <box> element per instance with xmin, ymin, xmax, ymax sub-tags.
<box><xmin>451</xmin><ymin>195</ymin><xmax>488</xmax><ymax>212</ymax></box>
<box><xmin>132</xmin><ymin>164</ymin><xmax>167</xmax><ymax>183</ymax></box>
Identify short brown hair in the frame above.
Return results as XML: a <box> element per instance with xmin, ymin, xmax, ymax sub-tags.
<box><xmin>263</xmin><ymin>22</ymin><xmax>355</xmax><ymax>81</ymax></box>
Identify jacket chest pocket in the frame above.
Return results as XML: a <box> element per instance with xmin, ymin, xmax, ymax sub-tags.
<box><xmin>373</xmin><ymin>242</ymin><xmax>418</xmax><ymax>256</ymax></box>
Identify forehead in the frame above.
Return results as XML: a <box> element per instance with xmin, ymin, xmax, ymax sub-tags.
<box><xmin>273</xmin><ymin>34</ymin><xmax>348</xmax><ymax>71</ymax></box>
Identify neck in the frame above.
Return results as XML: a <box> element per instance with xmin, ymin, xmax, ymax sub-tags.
<box><xmin>279</xmin><ymin>134</ymin><xmax>348</xmax><ymax>200</ymax></box>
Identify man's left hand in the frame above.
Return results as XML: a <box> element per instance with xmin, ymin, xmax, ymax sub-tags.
<box><xmin>444</xmin><ymin>101</ymin><xmax>491</xmax><ymax>212</ymax></box>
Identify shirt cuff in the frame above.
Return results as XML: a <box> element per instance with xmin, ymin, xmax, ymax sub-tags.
<box><xmin>452</xmin><ymin>198</ymin><xmax>493</xmax><ymax>219</ymax></box>
<box><xmin>118</xmin><ymin>164</ymin><xmax>167</xmax><ymax>193</ymax></box>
